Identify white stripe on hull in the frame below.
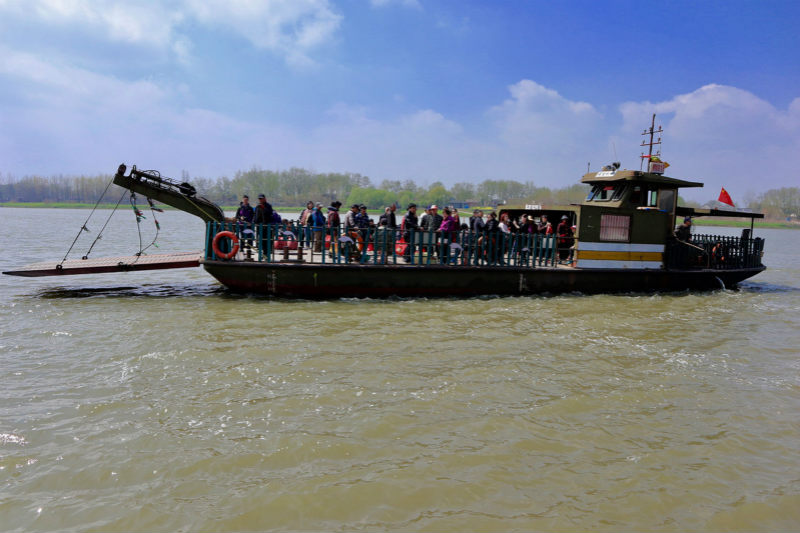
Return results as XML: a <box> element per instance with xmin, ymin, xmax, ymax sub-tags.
<box><xmin>578</xmin><ymin>242</ymin><xmax>665</xmax><ymax>253</ymax></box>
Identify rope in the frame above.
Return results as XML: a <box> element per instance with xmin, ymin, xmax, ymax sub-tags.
<box><xmin>183</xmin><ymin>192</ymin><xmax>223</xmax><ymax>222</ymax></box>
<box><xmin>129</xmin><ymin>193</ymin><xmax>145</xmax><ymax>263</ymax></box>
<box><xmin>126</xmin><ymin>195</ymin><xmax>164</xmax><ymax>264</ymax></box>
<box><xmin>81</xmin><ymin>189</ymin><xmax>128</xmax><ymax>260</ymax></box>
<box><xmin>58</xmin><ymin>175</ymin><xmax>116</xmax><ymax>266</ymax></box>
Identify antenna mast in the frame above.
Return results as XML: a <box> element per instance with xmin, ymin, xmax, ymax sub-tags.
<box><xmin>640</xmin><ymin>113</ymin><xmax>662</xmax><ymax>171</ymax></box>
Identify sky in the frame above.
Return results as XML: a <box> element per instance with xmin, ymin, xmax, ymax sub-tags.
<box><xmin>1</xmin><ymin>0</ymin><xmax>798</xmax><ymax>201</ymax></box>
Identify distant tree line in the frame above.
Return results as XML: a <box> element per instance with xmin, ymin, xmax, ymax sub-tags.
<box><xmin>743</xmin><ymin>187</ymin><xmax>800</xmax><ymax>219</ymax></box>
<box><xmin>0</xmin><ymin>167</ymin><xmax>590</xmax><ymax>208</ymax></box>
<box><xmin>2</xmin><ymin>168</ymin><xmax>795</xmax><ymax>218</ymax></box>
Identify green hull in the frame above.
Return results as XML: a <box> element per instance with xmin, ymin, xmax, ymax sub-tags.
<box><xmin>201</xmin><ymin>260</ymin><xmax>765</xmax><ymax>298</ymax></box>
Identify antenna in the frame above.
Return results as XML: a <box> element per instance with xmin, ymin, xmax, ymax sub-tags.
<box><xmin>640</xmin><ymin>113</ymin><xmax>662</xmax><ymax>171</ymax></box>
<box><xmin>612</xmin><ymin>141</ymin><xmax>618</xmax><ymax>162</ymax></box>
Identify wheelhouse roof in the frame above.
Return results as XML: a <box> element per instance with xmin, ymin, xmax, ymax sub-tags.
<box><xmin>581</xmin><ymin>170</ymin><xmax>704</xmax><ymax>189</ymax></box>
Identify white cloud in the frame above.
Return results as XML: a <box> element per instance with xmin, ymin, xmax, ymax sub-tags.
<box><xmin>2</xmin><ymin>0</ymin><xmax>179</xmax><ymax>48</ymax></box>
<box><xmin>489</xmin><ymin>79</ymin><xmax>601</xmax><ymax>148</ymax></box>
<box><xmin>619</xmin><ymin>84</ymin><xmax>800</xmax><ymax>197</ymax></box>
<box><xmin>0</xmin><ymin>0</ymin><xmax>341</xmax><ymax>66</ymax></box>
<box><xmin>183</xmin><ymin>0</ymin><xmax>342</xmax><ymax>67</ymax></box>
<box><xmin>1</xmin><ymin>48</ymin><xmax>796</xmax><ymax>201</ymax></box>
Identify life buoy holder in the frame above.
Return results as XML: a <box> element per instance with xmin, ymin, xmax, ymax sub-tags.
<box><xmin>212</xmin><ymin>231</ymin><xmax>239</xmax><ymax>260</ymax></box>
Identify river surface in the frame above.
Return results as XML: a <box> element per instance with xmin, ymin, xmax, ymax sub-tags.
<box><xmin>1</xmin><ymin>207</ymin><xmax>799</xmax><ymax>532</ymax></box>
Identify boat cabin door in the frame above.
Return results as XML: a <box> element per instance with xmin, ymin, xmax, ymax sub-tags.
<box><xmin>657</xmin><ymin>188</ymin><xmax>678</xmax><ymax>229</ymax></box>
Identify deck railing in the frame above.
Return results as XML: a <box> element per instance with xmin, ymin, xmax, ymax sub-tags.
<box><xmin>664</xmin><ymin>233</ymin><xmax>765</xmax><ymax>270</ymax></box>
<box><xmin>205</xmin><ymin>221</ymin><xmax>564</xmax><ymax>268</ymax></box>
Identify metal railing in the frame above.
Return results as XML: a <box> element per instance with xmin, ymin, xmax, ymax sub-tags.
<box><xmin>665</xmin><ymin>233</ymin><xmax>765</xmax><ymax>270</ymax></box>
<box><xmin>205</xmin><ymin>221</ymin><xmax>563</xmax><ymax>268</ymax></box>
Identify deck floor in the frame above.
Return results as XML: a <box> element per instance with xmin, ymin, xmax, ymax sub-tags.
<box><xmin>3</xmin><ymin>251</ymin><xmax>202</xmax><ymax>277</ymax></box>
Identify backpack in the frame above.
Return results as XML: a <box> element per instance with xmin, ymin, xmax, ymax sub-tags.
<box><xmin>271</xmin><ymin>211</ymin><xmax>282</xmax><ymax>224</ymax></box>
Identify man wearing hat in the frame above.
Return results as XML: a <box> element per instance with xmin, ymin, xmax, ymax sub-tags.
<box><xmin>355</xmin><ymin>205</ymin><xmax>371</xmax><ymax>230</ymax></box>
<box><xmin>419</xmin><ymin>205</ymin><xmax>443</xmax><ymax>260</ymax></box>
<box><xmin>556</xmin><ymin>214</ymin><xmax>574</xmax><ymax>261</ymax></box>
<box><xmin>325</xmin><ymin>201</ymin><xmax>342</xmax><ymax>258</ymax></box>
<box><xmin>253</xmin><ymin>193</ymin><xmax>274</xmax><ymax>225</ymax></box>
<box><xmin>420</xmin><ymin>205</ymin><xmax>443</xmax><ymax>232</ymax></box>
<box><xmin>403</xmin><ymin>203</ymin><xmax>419</xmax><ymax>233</ymax></box>
<box><xmin>675</xmin><ymin>217</ymin><xmax>692</xmax><ymax>242</ymax></box>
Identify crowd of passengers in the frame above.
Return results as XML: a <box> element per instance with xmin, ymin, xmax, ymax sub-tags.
<box><xmin>229</xmin><ymin>194</ymin><xmax>575</xmax><ymax>263</ymax></box>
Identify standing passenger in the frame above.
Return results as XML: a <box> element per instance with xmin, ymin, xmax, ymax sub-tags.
<box><xmin>402</xmin><ymin>203</ymin><xmax>418</xmax><ymax>261</ymax></box>
<box><xmin>326</xmin><ymin>201</ymin><xmax>342</xmax><ymax>229</ymax></box>
<box><xmin>326</xmin><ymin>201</ymin><xmax>342</xmax><ymax>258</ymax></box>
<box><xmin>403</xmin><ymin>203</ymin><xmax>419</xmax><ymax>234</ymax></box>
<box><xmin>675</xmin><ymin>217</ymin><xmax>692</xmax><ymax>242</ymax></box>
<box><xmin>344</xmin><ymin>203</ymin><xmax>359</xmax><ymax>231</ymax></box>
<box><xmin>299</xmin><ymin>200</ymin><xmax>314</xmax><ymax>247</ymax></box>
<box><xmin>299</xmin><ymin>201</ymin><xmax>314</xmax><ymax>225</ymax></box>
<box><xmin>311</xmin><ymin>203</ymin><xmax>326</xmax><ymax>252</ymax></box>
<box><xmin>438</xmin><ymin>207</ymin><xmax>458</xmax><ymax>264</ymax></box>
<box><xmin>235</xmin><ymin>195</ymin><xmax>254</xmax><ymax>223</ymax></box>
<box><xmin>253</xmin><ymin>194</ymin><xmax>274</xmax><ymax>224</ymax></box>
<box><xmin>536</xmin><ymin>214</ymin><xmax>549</xmax><ymax>234</ymax></box>
<box><xmin>556</xmin><ymin>215</ymin><xmax>574</xmax><ymax>262</ymax></box>
<box><xmin>419</xmin><ymin>206</ymin><xmax>432</xmax><ymax>232</ymax></box>
<box><xmin>378</xmin><ymin>207</ymin><xmax>391</xmax><ymax>227</ymax></box>
<box><xmin>483</xmin><ymin>212</ymin><xmax>499</xmax><ymax>263</ymax></box>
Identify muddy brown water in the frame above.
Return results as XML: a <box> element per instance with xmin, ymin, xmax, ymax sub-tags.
<box><xmin>1</xmin><ymin>207</ymin><xmax>799</xmax><ymax>531</ymax></box>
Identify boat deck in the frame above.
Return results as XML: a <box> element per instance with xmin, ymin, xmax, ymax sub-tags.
<box><xmin>3</xmin><ymin>251</ymin><xmax>202</xmax><ymax>277</ymax></box>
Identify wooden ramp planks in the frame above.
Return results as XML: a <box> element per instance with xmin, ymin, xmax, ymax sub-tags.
<box><xmin>3</xmin><ymin>251</ymin><xmax>202</xmax><ymax>277</ymax></box>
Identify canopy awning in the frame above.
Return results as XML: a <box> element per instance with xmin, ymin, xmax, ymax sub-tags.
<box><xmin>676</xmin><ymin>206</ymin><xmax>765</xmax><ymax>219</ymax></box>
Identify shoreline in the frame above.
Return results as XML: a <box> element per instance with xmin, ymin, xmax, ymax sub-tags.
<box><xmin>1</xmin><ymin>202</ymin><xmax>797</xmax><ymax>229</ymax></box>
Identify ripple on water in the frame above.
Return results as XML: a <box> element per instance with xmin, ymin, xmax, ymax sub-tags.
<box><xmin>1</xmin><ymin>223</ymin><xmax>799</xmax><ymax>531</ymax></box>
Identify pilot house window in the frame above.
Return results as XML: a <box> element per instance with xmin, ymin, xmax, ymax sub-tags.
<box><xmin>600</xmin><ymin>214</ymin><xmax>630</xmax><ymax>242</ymax></box>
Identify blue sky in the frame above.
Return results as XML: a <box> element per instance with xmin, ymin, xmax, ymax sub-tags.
<box><xmin>1</xmin><ymin>0</ymin><xmax>798</xmax><ymax>201</ymax></box>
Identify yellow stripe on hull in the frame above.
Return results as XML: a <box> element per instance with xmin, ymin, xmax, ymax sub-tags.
<box><xmin>576</xmin><ymin>250</ymin><xmax>664</xmax><ymax>262</ymax></box>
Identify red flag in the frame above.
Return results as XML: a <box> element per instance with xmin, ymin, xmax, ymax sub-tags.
<box><xmin>718</xmin><ymin>187</ymin><xmax>734</xmax><ymax>207</ymax></box>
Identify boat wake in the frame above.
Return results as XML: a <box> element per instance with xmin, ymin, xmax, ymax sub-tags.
<box><xmin>737</xmin><ymin>281</ymin><xmax>800</xmax><ymax>294</ymax></box>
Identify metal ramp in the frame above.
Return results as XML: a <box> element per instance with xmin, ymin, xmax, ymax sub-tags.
<box><xmin>3</xmin><ymin>251</ymin><xmax>201</xmax><ymax>277</ymax></box>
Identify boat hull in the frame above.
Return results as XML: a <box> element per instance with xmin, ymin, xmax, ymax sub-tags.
<box><xmin>201</xmin><ymin>260</ymin><xmax>766</xmax><ymax>298</ymax></box>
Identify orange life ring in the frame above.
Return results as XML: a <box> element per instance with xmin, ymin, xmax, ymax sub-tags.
<box><xmin>212</xmin><ymin>231</ymin><xmax>239</xmax><ymax>260</ymax></box>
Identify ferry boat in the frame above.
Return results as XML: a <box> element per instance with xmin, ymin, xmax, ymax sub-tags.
<box><xmin>4</xmin><ymin>120</ymin><xmax>766</xmax><ymax>297</ymax></box>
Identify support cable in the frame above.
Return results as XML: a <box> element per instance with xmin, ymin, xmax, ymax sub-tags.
<box><xmin>58</xmin><ymin>176</ymin><xmax>116</xmax><ymax>267</ymax></box>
